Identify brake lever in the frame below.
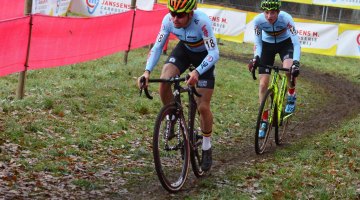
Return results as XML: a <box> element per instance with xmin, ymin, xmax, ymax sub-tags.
<box><xmin>252</xmin><ymin>67</ymin><xmax>257</xmax><ymax>80</ymax></box>
<box><xmin>139</xmin><ymin>76</ymin><xmax>146</xmax><ymax>96</ymax></box>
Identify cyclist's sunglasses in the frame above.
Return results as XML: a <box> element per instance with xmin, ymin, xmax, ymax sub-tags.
<box><xmin>170</xmin><ymin>11</ymin><xmax>187</xmax><ymax>18</ymax></box>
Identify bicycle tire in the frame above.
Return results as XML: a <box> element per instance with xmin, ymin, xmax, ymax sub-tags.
<box><xmin>188</xmin><ymin>100</ymin><xmax>205</xmax><ymax>177</ymax></box>
<box><xmin>153</xmin><ymin>103</ymin><xmax>190</xmax><ymax>193</ymax></box>
<box><xmin>255</xmin><ymin>89</ymin><xmax>274</xmax><ymax>154</ymax></box>
<box><xmin>275</xmin><ymin>93</ymin><xmax>292</xmax><ymax>145</ymax></box>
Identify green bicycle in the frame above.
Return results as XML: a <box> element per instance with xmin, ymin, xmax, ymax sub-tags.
<box><xmin>251</xmin><ymin>64</ymin><xmax>294</xmax><ymax>154</ymax></box>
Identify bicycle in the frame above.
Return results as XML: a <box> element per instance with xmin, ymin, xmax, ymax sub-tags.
<box><xmin>251</xmin><ymin>63</ymin><xmax>294</xmax><ymax>155</ymax></box>
<box><xmin>139</xmin><ymin>75</ymin><xmax>205</xmax><ymax>192</ymax></box>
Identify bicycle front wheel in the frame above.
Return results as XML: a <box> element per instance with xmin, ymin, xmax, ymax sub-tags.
<box><xmin>275</xmin><ymin>93</ymin><xmax>292</xmax><ymax>145</ymax></box>
<box><xmin>188</xmin><ymin>105</ymin><xmax>205</xmax><ymax>178</ymax></box>
<box><xmin>255</xmin><ymin>90</ymin><xmax>274</xmax><ymax>154</ymax></box>
<box><xmin>153</xmin><ymin>103</ymin><xmax>190</xmax><ymax>193</ymax></box>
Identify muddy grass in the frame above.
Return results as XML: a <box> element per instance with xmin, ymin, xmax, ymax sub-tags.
<box><xmin>124</xmin><ymin>54</ymin><xmax>360</xmax><ymax>199</ymax></box>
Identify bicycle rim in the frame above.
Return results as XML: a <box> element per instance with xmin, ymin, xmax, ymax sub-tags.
<box><xmin>153</xmin><ymin>104</ymin><xmax>190</xmax><ymax>193</ymax></box>
<box><xmin>188</xmin><ymin>106</ymin><xmax>205</xmax><ymax>177</ymax></box>
<box><xmin>275</xmin><ymin>93</ymin><xmax>292</xmax><ymax>145</ymax></box>
<box><xmin>255</xmin><ymin>90</ymin><xmax>274</xmax><ymax>154</ymax></box>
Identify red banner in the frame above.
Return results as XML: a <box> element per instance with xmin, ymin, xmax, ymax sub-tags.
<box><xmin>28</xmin><ymin>11</ymin><xmax>134</xmax><ymax>70</ymax></box>
<box><xmin>0</xmin><ymin>1</ymin><xmax>25</xmax><ymax>20</ymax></box>
<box><xmin>0</xmin><ymin>4</ymin><xmax>169</xmax><ymax>75</ymax></box>
<box><xmin>131</xmin><ymin>8</ymin><xmax>168</xmax><ymax>50</ymax></box>
<box><xmin>0</xmin><ymin>17</ymin><xmax>30</xmax><ymax>76</ymax></box>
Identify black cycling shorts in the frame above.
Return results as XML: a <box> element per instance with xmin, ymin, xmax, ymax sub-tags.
<box><xmin>165</xmin><ymin>41</ymin><xmax>215</xmax><ymax>89</ymax></box>
<box><xmin>259</xmin><ymin>37</ymin><xmax>294</xmax><ymax>75</ymax></box>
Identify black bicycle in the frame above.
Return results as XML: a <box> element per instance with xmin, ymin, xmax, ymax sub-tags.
<box><xmin>140</xmin><ymin>75</ymin><xmax>205</xmax><ymax>192</ymax></box>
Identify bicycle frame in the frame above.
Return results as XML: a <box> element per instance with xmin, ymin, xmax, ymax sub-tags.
<box><xmin>254</xmin><ymin>65</ymin><xmax>291</xmax><ymax>126</ymax></box>
<box><xmin>269</xmin><ymin>70</ymin><xmax>288</xmax><ymax>127</ymax></box>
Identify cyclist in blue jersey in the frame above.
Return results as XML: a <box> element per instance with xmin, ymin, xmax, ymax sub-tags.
<box><xmin>137</xmin><ymin>0</ymin><xmax>219</xmax><ymax>172</ymax></box>
<box><xmin>247</xmin><ymin>0</ymin><xmax>300</xmax><ymax>138</ymax></box>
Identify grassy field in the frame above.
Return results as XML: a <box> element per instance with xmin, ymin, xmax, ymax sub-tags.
<box><xmin>0</xmin><ymin>40</ymin><xmax>359</xmax><ymax>199</ymax></box>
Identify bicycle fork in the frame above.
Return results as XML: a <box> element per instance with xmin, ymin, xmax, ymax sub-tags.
<box><xmin>266</xmin><ymin>74</ymin><xmax>280</xmax><ymax>127</ymax></box>
<box><xmin>277</xmin><ymin>76</ymin><xmax>288</xmax><ymax>125</ymax></box>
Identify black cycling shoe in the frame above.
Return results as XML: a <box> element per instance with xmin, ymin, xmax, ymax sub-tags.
<box><xmin>201</xmin><ymin>148</ymin><xmax>212</xmax><ymax>172</ymax></box>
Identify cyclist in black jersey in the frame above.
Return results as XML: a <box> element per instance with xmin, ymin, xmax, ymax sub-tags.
<box><xmin>137</xmin><ymin>0</ymin><xmax>220</xmax><ymax>172</ymax></box>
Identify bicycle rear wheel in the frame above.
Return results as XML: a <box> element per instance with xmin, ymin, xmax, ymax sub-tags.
<box><xmin>275</xmin><ymin>93</ymin><xmax>292</xmax><ymax>145</ymax></box>
<box><xmin>188</xmin><ymin>103</ymin><xmax>205</xmax><ymax>177</ymax></box>
<box><xmin>153</xmin><ymin>103</ymin><xmax>190</xmax><ymax>193</ymax></box>
<box><xmin>255</xmin><ymin>90</ymin><xmax>274</xmax><ymax>154</ymax></box>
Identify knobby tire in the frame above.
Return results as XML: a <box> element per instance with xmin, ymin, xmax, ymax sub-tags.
<box><xmin>153</xmin><ymin>103</ymin><xmax>190</xmax><ymax>193</ymax></box>
<box><xmin>188</xmin><ymin>98</ymin><xmax>205</xmax><ymax>177</ymax></box>
<box><xmin>275</xmin><ymin>92</ymin><xmax>291</xmax><ymax>145</ymax></box>
<box><xmin>255</xmin><ymin>90</ymin><xmax>274</xmax><ymax>154</ymax></box>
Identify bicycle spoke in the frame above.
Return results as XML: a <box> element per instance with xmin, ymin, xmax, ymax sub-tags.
<box><xmin>153</xmin><ymin>104</ymin><xmax>190</xmax><ymax>192</ymax></box>
<box><xmin>188</xmin><ymin>102</ymin><xmax>205</xmax><ymax>177</ymax></box>
<box><xmin>276</xmin><ymin>111</ymin><xmax>291</xmax><ymax>145</ymax></box>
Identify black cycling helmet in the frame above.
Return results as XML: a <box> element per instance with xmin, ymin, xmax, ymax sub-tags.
<box><xmin>260</xmin><ymin>0</ymin><xmax>281</xmax><ymax>11</ymax></box>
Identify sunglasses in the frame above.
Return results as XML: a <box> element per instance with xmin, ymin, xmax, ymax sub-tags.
<box><xmin>170</xmin><ymin>11</ymin><xmax>187</xmax><ymax>18</ymax></box>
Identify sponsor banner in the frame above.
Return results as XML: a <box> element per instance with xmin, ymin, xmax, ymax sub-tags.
<box><xmin>313</xmin><ymin>0</ymin><xmax>360</xmax><ymax>10</ymax></box>
<box><xmin>244</xmin><ymin>14</ymin><xmax>338</xmax><ymax>56</ymax></box>
<box><xmin>283</xmin><ymin>0</ymin><xmax>359</xmax><ymax>9</ymax></box>
<box><xmin>296</xmin><ymin>22</ymin><xmax>338</xmax><ymax>49</ymax></box>
<box><xmin>243</xmin><ymin>12</ymin><xmax>257</xmax><ymax>43</ymax></box>
<box><xmin>282</xmin><ymin>22</ymin><xmax>339</xmax><ymax>56</ymax></box>
<box><xmin>283</xmin><ymin>0</ymin><xmax>312</xmax><ymax>4</ymax></box>
<box><xmin>198</xmin><ymin>5</ymin><xmax>247</xmax><ymax>43</ymax></box>
<box><xmin>70</xmin><ymin>0</ymin><xmax>155</xmax><ymax>16</ymax></box>
<box><xmin>32</xmin><ymin>0</ymin><xmax>72</xmax><ymax>16</ymax></box>
<box><xmin>336</xmin><ymin>24</ymin><xmax>360</xmax><ymax>58</ymax></box>
<box><xmin>295</xmin><ymin>21</ymin><xmax>338</xmax><ymax>56</ymax></box>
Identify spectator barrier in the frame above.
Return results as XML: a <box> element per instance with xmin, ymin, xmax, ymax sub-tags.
<box><xmin>28</xmin><ymin>12</ymin><xmax>134</xmax><ymax>70</ymax></box>
<box><xmin>0</xmin><ymin>1</ymin><xmax>25</xmax><ymax>20</ymax></box>
<box><xmin>0</xmin><ymin>3</ymin><xmax>168</xmax><ymax>77</ymax></box>
<box><xmin>0</xmin><ymin>17</ymin><xmax>30</xmax><ymax>76</ymax></box>
<box><xmin>70</xmin><ymin>0</ymin><xmax>155</xmax><ymax>16</ymax></box>
<box><xmin>0</xmin><ymin>2</ymin><xmax>358</xmax><ymax>78</ymax></box>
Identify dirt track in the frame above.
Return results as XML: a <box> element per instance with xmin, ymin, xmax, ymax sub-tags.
<box><xmin>125</xmin><ymin>55</ymin><xmax>360</xmax><ymax>199</ymax></box>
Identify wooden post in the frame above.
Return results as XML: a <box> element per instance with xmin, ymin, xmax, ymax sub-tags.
<box><xmin>123</xmin><ymin>0</ymin><xmax>137</xmax><ymax>65</ymax></box>
<box><xmin>17</xmin><ymin>0</ymin><xmax>32</xmax><ymax>99</ymax></box>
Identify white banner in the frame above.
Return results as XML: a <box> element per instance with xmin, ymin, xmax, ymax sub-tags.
<box><xmin>296</xmin><ymin>22</ymin><xmax>338</xmax><ymax>49</ymax></box>
<box><xmin>244</xmin><ymin>21</ymin><xmax>338</xmax><ymax>50</ymax></box>
<box><xmin>244</xmin><ymin>19</ymin><xmax>255</xmax><ymax>43</ymax></box>
<box><xmin>313</xmin><ymin>0</ymin><xmax>360</xmax><ymax>8</ymax></box>
<box><xmin>70</xmin><ymin>0</ymin><xmax>155</xmax><ymax>16</ymax></box>
<box><xmin>337</xmin><ymin>31</ymin><xmax>360</xmax><ymax>57</ymax></box>
<box><xmin>197</xmin><ymin>8</ymin><xmax>247</xmax><ymax>36</ymax></box>
<box><xmin>32</xmin><ymin>0</ymin><xmax>72</xmax><ymax>16</ymax></box>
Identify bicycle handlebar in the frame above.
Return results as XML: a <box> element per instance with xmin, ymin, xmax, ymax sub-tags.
<box><xmin>139</xmin><ymin>75</ymin><xmax>201</xmax><ymax>100</ymax></box>
<box><xmin>139</xmin><ymin>76</ymin><xmax>153</xmax><ymax>99</ymax></box>
<box><xmin>251</xmin><ymin>63</ymin><xmax>291</xmax><ymax>80</ymax></box>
